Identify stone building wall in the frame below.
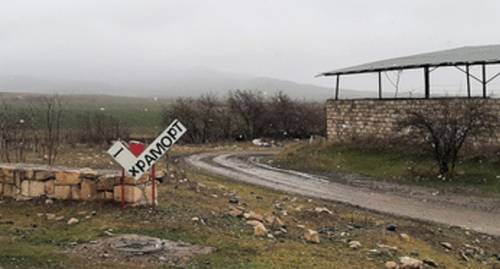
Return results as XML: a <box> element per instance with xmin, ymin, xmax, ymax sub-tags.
<box><xmin>326</xmin><ymin>98</ymin><xmax>500</xmax><ymax>143</ymax></box>
<box><xmin>0</xmin><ymin>163</ymin><xmax>157</xmax><ymax>206</ymax></box>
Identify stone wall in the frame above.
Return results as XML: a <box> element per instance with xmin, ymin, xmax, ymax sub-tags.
<box><xmin>0</xmin><ymin>163</ymin><xmax>157</xmax><ymax>206</ymax></box>
<box><xmin>326</xmin><ymin>98</ymin><xmax>500</xmax><ymax>143</ymax></box>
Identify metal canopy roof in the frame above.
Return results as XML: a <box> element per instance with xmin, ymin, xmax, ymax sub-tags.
<box><xmin>317</xmin><ymin>44</ymin><xmax>500</xmax><ymax>77</ymax></box>
<box><xmin>317</xmin><ymin>44</ymin><xmax>500</xmax><ymax>100</ymax></box>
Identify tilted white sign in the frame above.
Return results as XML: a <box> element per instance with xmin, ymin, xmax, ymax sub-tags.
<box><xmin>107</xmin><ymin>120</ymin><xmax>187</xmax><ymax>180</ymax></box>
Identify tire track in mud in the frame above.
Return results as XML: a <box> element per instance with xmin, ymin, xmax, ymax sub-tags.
<box><xmin>186</xmin><ymin>151</ymin><xmax>500</xmax><ymax>236</ymax></box>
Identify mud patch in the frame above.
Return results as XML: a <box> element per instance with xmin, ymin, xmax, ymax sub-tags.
<box><xmin>65</xmin><ymin>234</ymin><xmax>214</xmax><ymax>266</ymax></box>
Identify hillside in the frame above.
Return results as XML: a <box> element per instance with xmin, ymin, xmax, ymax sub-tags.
<box><xmin>0</xmin><ymin>67</ymin><xmax>373</xmax><ymax>101</ymax></box>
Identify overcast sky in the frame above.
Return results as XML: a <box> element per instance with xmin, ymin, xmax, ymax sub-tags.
<box><xmin>2</xmin><ymin>0</ymin><xmax>500</xmax><ymax>90</ymax></box>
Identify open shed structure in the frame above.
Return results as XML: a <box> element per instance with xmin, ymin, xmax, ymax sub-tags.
<box><xmin>317</xmin><ymin>44</ymin><xmax>500</xmax><ymax>99</ymax></box>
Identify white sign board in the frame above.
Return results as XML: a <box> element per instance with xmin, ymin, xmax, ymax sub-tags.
<box><xmin>108</xmin><ymin>119</ymin><xmax>187</xmax><ymax>180</ymax></box>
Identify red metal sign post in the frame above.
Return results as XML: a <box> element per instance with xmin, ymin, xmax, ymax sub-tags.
<box><xmin>121</xmin><ymin>168</ymin><xmax>125</xmax><ymax>213</ymax></box>
<box><xmin>152</xmin><ymin>164</ymin><xmax>156</xmax><ymax>212</ymax></box>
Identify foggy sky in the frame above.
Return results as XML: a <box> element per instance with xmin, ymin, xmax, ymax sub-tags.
<box><xmin>2</xmin><ymin>0</ymin><xmax>500</xmax><ymax>89</ymax></box>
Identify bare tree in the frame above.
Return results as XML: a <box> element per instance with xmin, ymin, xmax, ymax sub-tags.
<box><xmin>40</xmin><ymin>94</ymin><xmax>66</xmax><ymax>165</ymax></box>
<box><xmin>94</xmin><ymin>113</ymin><xmax>130</xmax><ymax>145</ymax></box>
<box><xmin>161</xmin><ymin>97</ymin><xmax>202</xmax><ymax>143</ymax></box>
<box><xmin>228</xmin><ymin>90</ymin><xmax>268</xmax><ymax>139</ymax></box>
<box><xmin>397</xmin><ymin>98</ymin><xmax>499</xmax><ymax>174</ymax></box>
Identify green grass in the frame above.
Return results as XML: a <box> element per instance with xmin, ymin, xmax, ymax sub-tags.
<box><xmin>0</xmin><ymin>93</ymin><xmax>170</xmax><ymax>137</ymax></box>
<box><xmin>268</xmin><ymin>142</ymin><xmax>500</xmax><ymax>195</ymax></box>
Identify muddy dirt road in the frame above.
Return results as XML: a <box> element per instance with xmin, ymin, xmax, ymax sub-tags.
<box><xmin>186</xmin><ymin>151</ymin><xmax>500</xmax><ymax>236</ymax></box>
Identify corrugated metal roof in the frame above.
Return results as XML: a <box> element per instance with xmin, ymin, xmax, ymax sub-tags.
<box><xmin>317</xmin><ymin>44</ymin><xmax>500</xmax><ymax>77</ymax></box>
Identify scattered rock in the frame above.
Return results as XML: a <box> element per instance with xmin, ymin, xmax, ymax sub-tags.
<box><xmin>255</xmin><ymin>196</ymin><xmax>263</xmax><ymax>202</ymax></box>
<box><xmin>67</xmin><ymin>218</ymin><xmax>79</xmax><ymax>225</ymax></box>
<box><xmin>349</xmin><ymin>241</ymin><xmax>361</xmax><ymax>250</ymax></box>
<box><xmin>386</xmin><ymin>223</ymin><xmax>397</xmax><ymax>231</ymax></box>
<box><xmin>440</xmin><ymin>242</ymin><xmax>453</xmax><ymax>250</ymax></box>
<box><xmin>191</xmin><ymin>217</ymin><xmax>199</xmax><ymax>222</ymax></box>
<box><xmin>37</xmin><ymin>213</ymin><xmax>44</xmax><ymax>218</ymax></box>
<box><xmin>400</xmin><ymin>233</ymin><xmax>410</xmax><ymax>241</ymax></box>
<box><xmin>253</xmin><ymin>223</ymin><xmax>267</xmax><ymax>236</ymax></box>
<box><xmin>303</xmin><ymin>230</ymin><xmax>320</xmax><ymax>243</ymax></box>
<box><xmin>459</xmin><ymin>250</ymin><xmax>469</xmax><ymax>261</ymax></box>
<box><xmin>422</xmin><ymin>257</ymin><xmax>438</xmax><ymax>267</ymax></box>
<box><xmin>246</xmin><ymin>220</ymin><xmax>262</xmax><ymax>227</ymax></box>
<box><xmin>46</xmin><ymin>213</ymin><xmax>56</xmax><ymax>220</ymax></box>
<box><xmin>77</xmin><ymin>211</ymin><xmax>87</xmax><ymax>216</ymax></box>
<box><xmin>104</xmin><ymin>231</ymin><xmax>113</xmax><ymax>236</ymax></box>
<box><xmin>243</xmin><ymin>212</ymin><xmax>263</xmax><ymax>222</ymax></box>
<box><xmin>399</xmin><ymin>256</ymin><xmax>422</xmax><ymax>269</ymax></box>
<box><xmin>45</xmin><ymin>199</ymin><xmax>53</xmax><ymax>204</ymax></box>
<box><xmin>56</xmin><ymin>216</ymin><xmax>65</xmax><ymax>221</ymax></box>
<box><xmin>228</xmin><ymin>198</ymin><xmax>239</xmax><ymax>204</ymax></box>
<box><xmin>228</xmin><ymin>209</ymin><xmax>243</xmax><ymax>218</ymax></box>
<box><xmin>377</xmin><ymin>244</ymin><xmax>398</xmax><ymax>251</ymax></box>
<box><xmin>385</xmin><ymin>261</ymin><xmax>398</xmax><ymax>269</ymax></box>
<box><xmin>314</xmin><ymin>207</ymin><xmax>333</xmax><ymax>214</ymax></box>
<box><xmin>264</xmin><ymin>216</ymin><xmax>284</xmax><ymax>227</ymax></box>
<box><xmin>274</xmin><ymin>228</ymin><xmax>287</xmax><ymax>236</ymax></box>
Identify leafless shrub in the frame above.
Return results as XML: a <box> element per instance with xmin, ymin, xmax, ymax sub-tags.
<box><xmin>161</xmin><ymin>90</ymin><xmax>326</xmax><ymax>143</ymax></box>
<box><xmin>397</xmin><ymin>98</ymin><xmax>499</xmax><ymax>174</ymax></box>
<box><xmin>75</xmin><ymin>112</ymin><xmax>130</xmax><ymax>145</ymax></box>
<box><xmin>40</xmin><ymin>94</ymin><xmax>66</xmax><ymax>165</ymax></box>
<box><xmin>228</xmin><ymin>90</ymin><xmax>269</xmax><ymax>139</ymax></box>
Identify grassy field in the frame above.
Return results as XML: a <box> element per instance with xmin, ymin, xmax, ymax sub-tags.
<box><xmin>1</xmin><ymin>144</ymin><xmax>500</xmax><ymax>268</ymax></box>
<box><xmin>0</xmin><ymin>93</ymin><xmax>170</xmax><ymax>137</ymax></box>
<box><xmin>267</xmin><ymin>141</ymin><xmax>500</xmax><ymax>195</ymax></box>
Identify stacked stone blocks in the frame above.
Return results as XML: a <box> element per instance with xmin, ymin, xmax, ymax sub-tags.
<box><xmin>0</xmin><ymin>163</ymin><xmax>156</xmax><ymax>206</ymax></box>
<box><xmin>326</xmin><ymin>98</ymin><xmax>500</xmax><ymax>144</ymax></box>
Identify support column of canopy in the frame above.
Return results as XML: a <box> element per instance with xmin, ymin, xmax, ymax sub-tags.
<box><xmin>335</xmin><ymin>75</ymin><xmax>340</xmax><ymax>100</ymax></box>
<box><xmin>424</xmin><ymin>66</ymin><xmax>430</xmax><ymax>99</ymax></box>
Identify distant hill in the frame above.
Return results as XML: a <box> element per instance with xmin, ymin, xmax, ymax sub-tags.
<box><xmin>0</xmin><ymin>67</ymin><xmax>373</xmax><ymax>101</ymax></box>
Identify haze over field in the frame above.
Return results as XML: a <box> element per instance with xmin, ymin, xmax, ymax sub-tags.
<box><xmin>2</xmin><ymin>1</ymin><xmax>500</xmax><ymax>99</ymax></box>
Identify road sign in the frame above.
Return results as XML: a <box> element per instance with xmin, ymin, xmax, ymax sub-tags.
<box><xmin>108</xmin><ymin>119</ymin><xmax>187</xmax><ymax>180</ymax></box>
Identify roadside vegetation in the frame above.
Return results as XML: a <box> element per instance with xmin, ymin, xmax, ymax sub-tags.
<box><xmin>268</xmin><ymin>141</ymin><xmax>500</xmax><ymax>195</ymax></box>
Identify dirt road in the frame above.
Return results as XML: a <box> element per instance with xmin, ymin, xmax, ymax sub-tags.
<box><xmin>186</xmin><ymin>151</ymin><xmax>500</xmax><ymax>236</ymax></box>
